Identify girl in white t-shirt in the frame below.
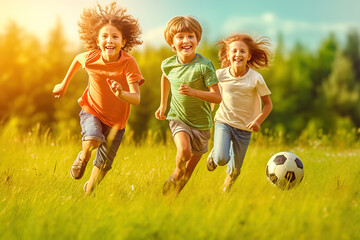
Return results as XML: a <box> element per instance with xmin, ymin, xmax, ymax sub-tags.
<box><xmin>207</xmin><ymin>33</ymin><xmax>273</xmax><ymax>192</ymax></box>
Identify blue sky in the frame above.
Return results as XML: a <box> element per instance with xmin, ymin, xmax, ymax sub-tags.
<box><xmin>1</xmin><ymin>0</ymin><xmax>359</xmax><ymax>50</ymax></box>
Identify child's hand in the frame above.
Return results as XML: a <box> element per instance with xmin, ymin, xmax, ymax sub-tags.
<box><xmin>247</xmin><ymin>120</ymin><xmax>260</xmax><ymax>132</ymax></box>
<box><xmin>179</xmin><ymin>84</ymin><xmax>194</xmax><ymax>97</ymax></box>
<box><xmin>155</xmin><ymin>106</ymin><xmax>167</xmax><ymax>120</ymax></box>
<box><xmin>53</xmin><ymin>83</ymin><xmax>66</xmax><ymax>99</ymax></box>
<box><xmin>107</xmin><ymin>79</ymin><xmax>122</xmax><ymax>98</ymax></box>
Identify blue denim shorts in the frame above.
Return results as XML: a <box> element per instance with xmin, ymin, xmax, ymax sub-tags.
<box><xmin>79</xmin><ymin>109</ymin><xmax>125</xmax><ymax>171</ymax></box>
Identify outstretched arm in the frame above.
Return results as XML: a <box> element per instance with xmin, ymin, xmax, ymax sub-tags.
<box><xmin>247</xmin><ymin>95</ymin><xmax>273</xmax><ymax>132</ymax></box>
<box><xmin>155</xmin><ymin>74</ymin><xmax>170</xmax><ymax>120</ymax></box>
<box><xmin>178</xmin><ymin>83</ymin><xmax>222</xmax><ymax>104</ymax></box>
<box><xmin>107</xmin><ymin>79</ymin><xmax>140</xmax><ymax>105</ymax></box>
<box><xmin>53</xmin><ymin>56</ymin><xmax>81</xmax><ymax>99</ymax></box>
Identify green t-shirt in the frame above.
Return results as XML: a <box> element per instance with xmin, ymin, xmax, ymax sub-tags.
<box><xmin>161</xmin><ymin>54</ymin><xmax>219</xmax><ymax>130</ymax></box>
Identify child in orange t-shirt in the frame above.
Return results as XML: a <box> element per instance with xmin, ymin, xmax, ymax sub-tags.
<box><xmin>53</xmin><ymin>2</ymin><xmax>144</xmax><ymax>194</ymax></box>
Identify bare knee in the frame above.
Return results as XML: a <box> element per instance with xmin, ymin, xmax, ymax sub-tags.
<box><xmin>83</xmin><ymin>140</ymin><xmax>101</xmax><ymax>152</ymax></box>
<box><xmin>177</xmin><ymin>146</ymin><xmax>192</xmax><ymax>162</ymax></box>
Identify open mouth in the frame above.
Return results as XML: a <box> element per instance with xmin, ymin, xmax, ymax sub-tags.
<box><xmin>234</xmin><ymin>57</ymin><xmax>243</xmax><ymax>63</ymax></box>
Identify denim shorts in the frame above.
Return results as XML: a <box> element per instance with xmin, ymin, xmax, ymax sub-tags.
<box><xmin>79</xmin><ymin>109</ymin><xmax>125</xmax><ymax>171</ymax></box>
<box><xmin>169</xmin><ymin>120</ymin><xmax>211</xmax><ymax>156</ymax></box>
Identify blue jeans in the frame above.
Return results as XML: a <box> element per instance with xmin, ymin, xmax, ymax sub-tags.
<box><xmin>79</xmin><ymin>109</ymin><xmax>125</xmax><ymax>171</ymax></box>
<box><xmin>212</xmin><ymin>122</ymin><xmax>251</xmax><ymax>178</ymax></box>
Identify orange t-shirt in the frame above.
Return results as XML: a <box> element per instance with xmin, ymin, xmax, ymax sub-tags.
<box><xmin>76</xmin><ymin>50</ymin><xmax>144</xmax><ymax>129</ymax></box>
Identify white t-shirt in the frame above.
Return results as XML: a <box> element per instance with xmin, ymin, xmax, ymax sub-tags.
<box><xmin>214</xmin><ymin>67</ymin><xmax>271</xmax><ymax>132</ymax></box>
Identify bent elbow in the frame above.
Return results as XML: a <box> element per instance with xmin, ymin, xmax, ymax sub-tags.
<box><xmin>268</xmin><ymin>102</ymin><xmax>273</xmax><ymax>111</ymax></box>
<box><xmin>133</xmin><ymin>96</ymin><xmax>141</xmax><ymax>106</ymax></box>
<box><xmin>215</xmin><ymin>95</ymin><xmax>222</xmax><ymax>104</ymax></box>
<box><xmin>132</xmin><ymin>100</ymin><xmax>140</xmax><ymax>106</ymax></box>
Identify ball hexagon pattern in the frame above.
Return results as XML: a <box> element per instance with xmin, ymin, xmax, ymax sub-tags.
<box><xmin>266</xmin><ymin>152</ymin><xmax>304</xmax><ymax>190</ymax></box>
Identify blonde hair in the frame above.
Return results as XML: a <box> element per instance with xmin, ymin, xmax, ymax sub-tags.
<box><xmin>78</xmin><ymin>1</ymin><xmax>142</xmax><ymax>52</ymax></box>
<box><xmin>216</xmin><ymin>33</ymin><xmax>272</xmax><ymax>69</ymax></box>
<box><xmin>164</xmin><ymin>16</ymin><xmax>202</xmax><ymax>46</ymax></box>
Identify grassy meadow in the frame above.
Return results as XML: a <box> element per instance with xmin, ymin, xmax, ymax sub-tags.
<box><xmin>0</xmin><ymin>126</ymin><xmax>360</xmax><ymax>240</ymax></box>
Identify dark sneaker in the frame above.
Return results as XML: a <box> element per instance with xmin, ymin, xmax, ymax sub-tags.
<box><xmin>206</xmin><ymin>150</ymin><xmax>217</xmax><ymax>171</ymax></box>
<box><xmin>70</xmin><ymin>152</ymin><xmax>88</xmax><ymax>179</ymax></box>
<box><xmin>162</xmin><ymin>176</ymin><xmax>177</xmax><ymax>195</ymax></box>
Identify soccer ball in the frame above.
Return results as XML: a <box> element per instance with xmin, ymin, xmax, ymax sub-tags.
<box><xmin>266</xmin><ymin>152</ymin><xmax>304</xmax><ymax>190</ymax></box>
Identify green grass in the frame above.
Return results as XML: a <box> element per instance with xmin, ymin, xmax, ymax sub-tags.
<box><xmin>0</xmin><ymin>129</ymin><xmax>360</xmax><ymax>240</ymax></box>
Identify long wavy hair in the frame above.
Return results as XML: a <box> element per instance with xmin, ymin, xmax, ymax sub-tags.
<box><xmin>78</xmin><ymin>2</ymin><xmax>142</xmax><ymax>52</ymax></box>
<box><xmin>216</xmin><ymin>33</ymin><xmax>272</xmax><ymax>69</ymax></box>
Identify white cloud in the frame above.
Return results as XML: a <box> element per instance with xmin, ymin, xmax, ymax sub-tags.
<box><xmin>262</xmin><ymin>12</ymin><xmax>276</xmax><ymax>23</ymax></box>
<box><xmin>139</xmin><ymin>26</ymin><xmax>167</xmax><ymax>50</ymax></box>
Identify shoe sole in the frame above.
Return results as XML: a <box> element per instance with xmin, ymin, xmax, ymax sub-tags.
<box><xmin>206</xmin><ymin>150</ymin><xmax>217</xmax><ymax>171</ymax></box>
<box><xmin>70</xmin><ymin>169</ymin><xmax>75</xmax><ymax>179</ymax></box>
<box><xmin>207</xmin><ymin>159</ymin><xmax>217</xmax><ymax>171</ymax></box>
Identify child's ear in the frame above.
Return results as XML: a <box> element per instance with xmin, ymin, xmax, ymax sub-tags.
<box><xmin>122</xmin><ymin>39</ymin><xmax>127</xmax><ymax>48</ymax></box>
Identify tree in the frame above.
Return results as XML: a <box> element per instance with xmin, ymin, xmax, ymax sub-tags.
<box><xmin>343</xmin><ymin>29</ymin><xmax>360</xmax><ymax>82</ymax></box>
<box><xmin>323</xmin><ymin>50</ymin><xmax>360</xmax><ymax>127</ymax></box>
<box><xmin>128</xmin><ymin>46</ymin><xmax>173</xmax><ymax>143</ymax></box>
<box><xmin>0</xmin><ymin>21</ymin><xmax>24</xmax><ymax>122</ymax></box>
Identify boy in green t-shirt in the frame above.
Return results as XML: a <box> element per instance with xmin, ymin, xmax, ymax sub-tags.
<box><xmin>155</xmin><ymin>16</ymin><xmax>221</xmax><ymax>196</ymax></box>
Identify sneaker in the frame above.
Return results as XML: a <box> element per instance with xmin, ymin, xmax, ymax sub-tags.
<box><xmin>162</xmin><ymin>176</ymin><xmax>177</xmax><ymax>195</ymax></box>
<box><xmin>70</xmin><ymin>152</ymin><xmax>88</xmax><ymax>179</ymax></box>
<box><xmin>206</xmin><ymin>150</ymin><xmax>217</xmax><ymax>171</ymax></box>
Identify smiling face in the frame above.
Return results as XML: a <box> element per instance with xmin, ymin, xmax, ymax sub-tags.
<box><xmin>227</xmin><ymin>40</ymin><xmax>251</xmax><ymax>75</ymax></box>
<box><xmin>97</xmin><ymin>24</ymin><xmax>126</xmax><ymax>63</ymax></box>
<box><xmin>172</xmin><ymin>32</ymin><xmax>198</xmax><ymax>64</ymax></box>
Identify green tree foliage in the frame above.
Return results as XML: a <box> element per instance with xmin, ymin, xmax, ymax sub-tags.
<box><xmin>0</xmin><ymin>21</ymin><xmax>49</xmax><ymax>128</ymax></box>
<box><xmin>129</xmin><ymin>46</ymin><xmax>173</xmax><ymax>142</ymax></box>
<box><xmin>343</xmin><ymin>29</ymin><xmax>360</xmax><ymax>82</ymax></box>
<box><xmin>307</xmin><ymin>33</ymin><xmax>339</xmax><ymax>131</ymax></box>
<box><xmin>322</xmin><ymin>51</ymin><xmax>360</xmax><ymax>128</ymax></box>
<box><xmin>48</xmin><ymin>20</ymin><xmax>88</xmax><ymax>136</ymax></box>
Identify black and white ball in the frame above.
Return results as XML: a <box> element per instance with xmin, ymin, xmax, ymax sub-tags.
<box><xmin>266</xmin><ymin>152</ymin><xmax>304</xmax><ymax>190</ymax></box>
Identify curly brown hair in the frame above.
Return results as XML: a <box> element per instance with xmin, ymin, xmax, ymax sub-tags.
<box><xmin>78</xmin><ymin>2</ymin><xmax>142</xmax><ymax>52</ymax></box>
<box><xmin>216</xmin><ymin>34</ymin><xmax>272</xmax><ymax>69</ymax></box>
